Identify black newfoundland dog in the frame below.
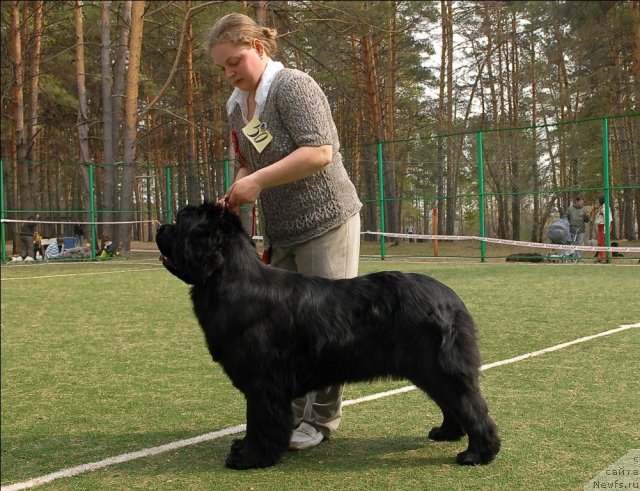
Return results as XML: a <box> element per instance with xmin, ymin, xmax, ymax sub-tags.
<box><xmin>156</xmin><ymin>201</ymin><xmax>500</xmax><ymax>470</ymax></box>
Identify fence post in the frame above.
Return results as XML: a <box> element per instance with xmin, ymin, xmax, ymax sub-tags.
<box><xmin>476</xmin><ymin>131</ymin><xmax>486</xmax><ymax>262</ymax></box>
<box><xmin>433</xmin><ymin>208</ymin><xmax>439</xmax><ymax>256</ymax></box>
<box><xmin>376</xmin><ymin>140</ymin><xmax>386</xmax><ymax>260</ymax></box>
<box><xmin>602</xmin><ymin>117</ymin><xmax>611</xmax><ymax>262</ymax></box>
<box><xmin>165</xmin><ymin>166</ymin><xmax>172</xmax><ymax>224</ymax></box>
<box><xmin>0</xmin><ymin>159</ymin><xmax>6</xmax><ymax>264</ymax></box>
<box><xmin>224</xmin><ymin>158</ymin><xmax>231</xmax><ymax>192</ymax></box>
<box><xmin>88</xmin><ymin>164</ymin><xmax>97</xmax><ymax>259</ymax></box>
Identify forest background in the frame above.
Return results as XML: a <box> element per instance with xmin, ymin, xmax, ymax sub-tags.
<box><xmin>1</xmin><ymin>0</ymin><xmax>639</xmax><ymax>252</ymax></box>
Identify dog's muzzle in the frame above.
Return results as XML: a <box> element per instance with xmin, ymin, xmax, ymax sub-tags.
<box><xmin>159</xmin><ymin>254</ymin><xmax>174</xmax><ymax>268</ymax></box>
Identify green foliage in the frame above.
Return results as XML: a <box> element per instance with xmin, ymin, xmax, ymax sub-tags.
<box><xmin>38</xmin><ymin>73</ymin><xmax>78</xmax><ymax>123</ymax></box>
<box><xmin>2</xmin><ymin>0</ymin><xmax>637</xmax><ymax>160</ymax></box>
<box><xmin>1</xmin><ymin>1</ymin><xmax>638</xmax><ymax>246</ymax></box>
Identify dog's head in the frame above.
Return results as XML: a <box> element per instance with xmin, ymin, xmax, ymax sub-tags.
<box><xmin>156</xmin><ymin>201</ymin><xmax>245</xmax><ymax>285</ymax></box>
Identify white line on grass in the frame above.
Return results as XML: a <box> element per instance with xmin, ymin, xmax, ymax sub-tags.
<box><xmin>1</xmin><ymin>267</ymin><xmax>164</xmax><ymax>281</ymax></box>
<box><xmin>343</xmin><ymin>322</ymin><xmax>640</xmax><ymax>406</ymax></box>
<box><xmin>2</xmin><ymin>322</ymin><xmax>638</xmax><ymax>491</ymax></box>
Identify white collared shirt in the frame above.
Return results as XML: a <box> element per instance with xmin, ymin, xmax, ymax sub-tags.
<box><xmin>226</xmin><ymin>58</ymin><xmax>285</xmax><ymax>123</ymax></box>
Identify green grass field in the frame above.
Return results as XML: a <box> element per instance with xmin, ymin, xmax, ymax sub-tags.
<box><xmin>2</xmin><ymin>259</ymin><xmax>639</xmax><ymax>490</ymax></box>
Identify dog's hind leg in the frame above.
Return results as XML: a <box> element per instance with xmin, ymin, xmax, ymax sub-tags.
<box><xmin>417</xmin><ymin>307</ymin><xmax>500</xmax><ymax>464</ymax></box>
<box><xmin>427</xmin><ymin>379</ymin><xmax>500</xmax><ymax>465</ymax></box>
<box><xmin>450</xmin><ymin>388</ymin><xmax>500</xmax><ymax>465</ymax></box>
<box><xmin>410</xmin><ymin>369</ymin><xmax>500</xmax><ymax>466</ymax></box>
<box><xmin>225</xmin><ymin>392</ymin><xmax>293</xmax><ymax>470</ymax></box>
<box><xmin>427</xmin><ymin>404</ymin><xmax>465</xmax><ymax>442</ymax></box>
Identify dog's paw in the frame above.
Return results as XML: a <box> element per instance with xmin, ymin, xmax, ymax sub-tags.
<box><xmin>225</xmin><ymin>441</ymin><xmax>280</xmax><ymax>470</ymax></box>
<box><xmin>428</xmin><ymin>426</ymin><xmax>464</xmax><ymax>441</ymax></box>
<box><xmin>225</xmin><ymin>452</ymin><xmax>257</xmax><ymax>470</ymax></box>
<box><xmin>456</xmin><ymin>449</ymin><xmax>482</xmax><ymax>465</ymax></box>
<box><xmin>455</xmin><ymin>448</ymin><xmax>496</xmax><ymax>466</ymax></box>
<box><xmin>230</xmin><ymin>438</ymin><xmax>245</xmax><ymax>452</ymax></box>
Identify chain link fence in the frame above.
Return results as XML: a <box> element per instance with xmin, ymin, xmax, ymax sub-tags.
<box><xmin>2</xmin><ymin>114</ymin><xmax>639</xmax><ymax>263</ymax></box>
<box><xmin>353</xmin><ymin>114</ymin><xmax>639</xmax><ymax>261</ymax></box>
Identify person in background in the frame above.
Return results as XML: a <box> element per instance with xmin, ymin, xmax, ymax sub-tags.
<box><xmin>97</xmin><ymin>236</ymin><xmax>111</xmax><ymax>256</ymax></box>
<box><xmin>207</xmin><ymin>13</ymin><xmax>362</xmax><ymax>451</ymax></box>
<box><xmin>562</xmin><ymin>196</ymin><xmax>589</xmax><ymax>259</ymax></box>
<box><xmin>20</xmin><ymin>215</ymin><xmax>39</xmax><ymax>260</ymax></box>
<box><xmin>406</xmin><ymin>224</ymin><xmax>415</xmax><ymax>243</ymax></box>
<box><xmin>63</xmin><ymin>242</ymin><xmax>91</xmax><ymax>259</ymax></box>
<box><xmin>33</xmin><ymin>231</ymin><xmax>44</xmax><ymax>259</ymax></box>
<box><xmin>45</xmin><ymin>238</ymin><xmax>64</xmax><ymax>260</ymax></box>
<box><xmin>594</xmin><ymin>195</ymin><xmax>613</xmax><ymax>263</ymax></box>
<box><xmin>97</xmin><ymin>236</ymin><xmax>121</xmax><ymax>259</ymax></box>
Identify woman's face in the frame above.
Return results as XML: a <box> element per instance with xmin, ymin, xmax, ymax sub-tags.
<box><xmin>211</xmin><ymin>41</ymin><xmax>265</xmax><ymax>93</ymax></box>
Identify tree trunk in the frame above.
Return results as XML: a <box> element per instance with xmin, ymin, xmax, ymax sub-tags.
<box><xmin>553</xmin><ymin>20</ymin><xmax>572</xmax><ymax>212</ymax></box>
<box><xmin>26</xmin><ymin>1</ymin><xmax>42</xmax><ymax>165</ymax></box>
<box><xmin>105</xmin><ymin>0</ymin><xmax>132</xmax><ymax>242</ymax></box>
<box><xmin>618</xmin><ymin>118</ymin><xmax>636</xmax><ymax>240</ymax></box>
<box><xmin>437</xmin><ymin>1</ymin><xmax>448</xmax><ymax>236</ymax></box>
<box><xmin>483</xmin><ymin>5</ymin><xmax>508</xmax><ymax>238</ymax></box>
<box><xmin>361</xmin><ymin>34</ymin><xmax>383</xmax><ymax>229</ymax></box>
<box><xmin>10</xmin><ymin>1</ymin><xmax>30</xmax><ymax>212</ymax></box>
<box><xmin>530</xmin><ymin>30</ymin><xmax>541</xmax><ymax>242</ymax></box>
<box><xmin>184</xmin><ymin>0</ymin><xmax>199</xmax><ymax>204</ymax></box>
<box><xmin>631</xmin><ymin>2</ymin><xmax>640</xmax><ymax>239</ymax></box>
<box><xmin>444</xmin><ymin>0</ymin><xmax>456</xmax><ymax>235</ymax></box>
<box><xmin>633</xmin><ymin>1</ymin><xmax>640</xmax><ymax>111</ymax></box>
<box><xmin>117</xmin><ymin>0</ymin><xmax>145</xmax><ymax>251</ymax></box>
<box><xmin>509</xmin><ymin>12</ymin><xmax>520</xmax><ymax>241</ymax></box>
<box><xmin>255</xmin><ymin>1</ymin><xmax>267</xmax><ymax>25</ymax></box>
<box><xmin>349</xmin><ymin>34</ymin><xmax>376</xmax><ymax>237</ymax></box>
<box><xmin>19</xmin><ymin>0</ymin><xmax>36</xmax><ymax>209</ymax></box>
<box><xmin>101</xmin><ymin>0</ymin><xmax>114</xmax><ymax>242</ymax></box>
<box><xmin>28</xmin><ymin>2</ymin><xmax>43</xmax><ymax>225</ymax></box>
<box><xmin>74</xmin><ymin>1</ymin><xmax>91</xmax><ymax>229</ymax></box>
<box><xmin>386</xmin><ymin>5</ymin><xmax>399</xmax><ymax>230</ymax></box>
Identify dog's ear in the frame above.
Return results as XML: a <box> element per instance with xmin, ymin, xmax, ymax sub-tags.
<box><xmin>177</xmin><ymin>202</ymin><xmax>227</xmax><ymax>284</ymax></box>
<box><xmin>222</xmin><ymin>207</ymin><xmax>245</xmax><ymax>232</ymax></box>
<box><xmin>210</xmin><ymin>200</ymin><xmax>244</xmax><ymax>231</ymax></box>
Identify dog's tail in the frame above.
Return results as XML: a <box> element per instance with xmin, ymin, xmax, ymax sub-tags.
<box><xmin>438</xmin><ymin>307</ymin><xmax>481</xmax><ymax>377</ymax></box>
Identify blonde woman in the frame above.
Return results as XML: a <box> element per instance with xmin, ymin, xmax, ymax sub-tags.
<box><xmin>208</xmin><ymin>13</ymin><xmax>361</xmax><ymax>450</ymax></box>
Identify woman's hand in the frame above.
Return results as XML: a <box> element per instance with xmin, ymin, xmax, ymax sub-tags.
<box><xmin>224</xmin><ymin>174</ymin><xmax>263</xmax><ymax>211</ymax></box>
<box><xmin>223</xmin><ymin>145</ymin><xmax>332</xmax><ymax>211</ymax></box>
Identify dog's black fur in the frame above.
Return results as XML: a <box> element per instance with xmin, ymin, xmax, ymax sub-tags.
<box><xmin>156</xmin><ymin>201</ymin><xmax>500</xmax><ymax>470</ymax></box>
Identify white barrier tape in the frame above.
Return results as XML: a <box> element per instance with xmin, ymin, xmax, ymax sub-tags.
<box><xmin>5</xmin><ymin>220</ymin><xmax>635</xmax><ymax>253</ymax></box>
<box><xmin>362</xmin><ymin>231</ymin><xmax>640</xmax><ymax>253</ymax></box>
<box><xmin>1</xmin><ymin>219</ymin><xmax>160</xmax><ymax>226</ymax></box>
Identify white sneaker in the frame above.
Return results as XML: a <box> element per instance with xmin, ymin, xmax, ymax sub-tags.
<box><xmin>289</xmin><ymin>422</ymin><xmax>324</xmax><ymax>450</ymax></box>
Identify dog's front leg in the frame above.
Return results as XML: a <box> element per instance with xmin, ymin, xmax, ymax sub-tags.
<box><xmin>225</xmin><ymin>391</ymin><xmax>293</xmax><ymax>470</ymax></box>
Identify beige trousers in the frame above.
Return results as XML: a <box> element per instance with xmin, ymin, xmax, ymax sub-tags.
<box><xmin>270</xmin><ymin>213</ymin><xmax>361</xmax><ymax>437</ymax></box>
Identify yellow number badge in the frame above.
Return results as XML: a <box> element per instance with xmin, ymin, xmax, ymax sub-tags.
<box><xmin>242</xmin><ymin>117</ymin><xmax>273</xmax><ymax>153</ymax></box>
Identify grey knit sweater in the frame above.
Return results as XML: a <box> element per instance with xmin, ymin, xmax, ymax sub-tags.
<box><xmin>228</xmin><ymin>68</ymin><xmax>361</xmax><ymax>247</ymax></box>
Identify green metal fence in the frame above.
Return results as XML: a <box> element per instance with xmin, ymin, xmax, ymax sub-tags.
<box><xmin>352</xmin><ymin>114</ymin><xmax>639</xmax><ymax>261</ymax></box>
<box><xmin>2</xmin><ymin>114</ymin><xmax>639</xmax><ymax>264</ymax></box>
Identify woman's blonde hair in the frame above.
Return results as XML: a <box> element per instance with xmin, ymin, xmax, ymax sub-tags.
<box><xmin>207</xmin><ymin>13</ymin><xmax>277</xmax><ymax>57</ymax></box>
